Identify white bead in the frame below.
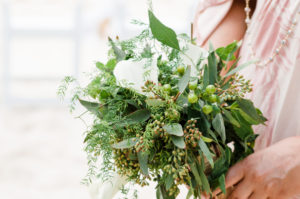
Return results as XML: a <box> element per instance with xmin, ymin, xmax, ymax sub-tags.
<box><xmin>292</xmin><ymin>19</ymin><xmax>297</xmax><ymax>25</ymax></box>
<box><xmin>245</xmin><ymin>18</ymin><xmax>251</xmax><ymax>24</ymax></box>
<box><xmin>275</xmin><ymin>48</ymin><xmax>280</xmax><ymax>54</ymax></box>
<box><xmin>281</xmin><ymin>40</ymin><xmax>286</xmax><ymax>45</ymax></box>
<box><xmin>287</xmin><ymin>29</ymin><xmax>292</xmax><ymax>34</ymax></box>
<box><xmin>244</xmin><ymin>7</ymin><xmax>251</xmax><ymax>12</ymax></box>
<box><xmin>269</xmin><ymin>57</ymin><xmax>273</xmax><ymax>61</ymax></box>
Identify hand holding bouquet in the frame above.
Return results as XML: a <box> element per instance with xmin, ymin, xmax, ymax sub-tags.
<box><xmin>59</xmin><ymin>9</ymin><xmax>266</xmax><ymax>199</ymax></box>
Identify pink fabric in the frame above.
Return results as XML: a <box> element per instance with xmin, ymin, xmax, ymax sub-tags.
<box><xmin>194</xmin><ymin>0</ymin><xmax>233</xmax><ymax>45</ymax></box>
<box><xmin>194</xmin><ymin>0</ymin><xmax>300</xmax><ymax>150</ymax></box>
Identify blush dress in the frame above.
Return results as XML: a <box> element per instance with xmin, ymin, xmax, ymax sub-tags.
<box><xmin>194</xmin><ymin>0</ymin><xmax>300</xmax><ymax>151</ymax></box>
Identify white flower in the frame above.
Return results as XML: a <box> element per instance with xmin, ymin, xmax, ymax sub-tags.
<box><xmin>180</xmin><ymin>43</ymin><xmax>208</xmax><ymax>77</ymax></box>
<box><xmin>113</xmin><ymin>59</ymin><xmax>158</xmax><ymax>95</ymax></box>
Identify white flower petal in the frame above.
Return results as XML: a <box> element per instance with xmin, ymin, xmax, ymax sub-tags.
<box><xmin>180</xmin><ymin>43</ymin><xmax>208</xmax><ymax>77</ymax></box>
<box><xmin>113</xmin><ymin>59</ymin><xmax>158</xmax><ymax>95</ymax></box>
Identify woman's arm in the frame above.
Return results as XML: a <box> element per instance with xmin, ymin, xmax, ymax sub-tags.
<box><xmin>202</xmin><ymin>0</ymin><xmax>247</xmax><ymax>49</ymax></box>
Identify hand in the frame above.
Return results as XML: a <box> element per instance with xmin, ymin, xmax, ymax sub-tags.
<box><xmin>215</xmin><ymin>136</ymin><xmax>300</xmax><ymax>199</ymax></box>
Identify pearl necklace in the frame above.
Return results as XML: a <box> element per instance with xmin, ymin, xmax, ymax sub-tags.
<box><xmin>244</xmin><ymin>0</ymin><xmax>300</xmax><ymax>67</ymax></box>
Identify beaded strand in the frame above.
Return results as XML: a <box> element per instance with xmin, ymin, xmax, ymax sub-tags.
<box><xmin>244</xmin><ymin>0</ymin><xmax>300</xmax><ymax>67</ymax></box>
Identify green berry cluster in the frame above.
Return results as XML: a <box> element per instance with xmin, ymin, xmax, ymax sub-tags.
<box><xmin>114</xmin><ymin>148</ymin><xmax>150</xmax><ymax>186</ymax></box>
<box><xmin>162</xmin><ymin>149</ymin><xmax>190</xmax><ymax>196</ymax></box>
<box><xmin>184</xmin><ymin>119</ymin><xmax>202</xmax><ymax>148</ymax></box>
<box><xmin>217</xmin><ymin>74</ymin><xmax>253</xmax><ymax>101</ymax></box>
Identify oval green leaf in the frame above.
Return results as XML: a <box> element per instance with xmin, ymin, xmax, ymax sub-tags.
<box><xmin>112</xmin><ymin>138</ymin><xmax>139</xmax><ymax>149</ymax></box>
<box><xmin>171</xmin><ymin>136</ymin><xmax>185</xmax><ymax>149</ymax></box>
<box><xmin>198</xmin><ymin>138</ymin><xmax>214</xmax><ymax>168</ymax></box>
<box><xmin>148</xmin><ymin>10</ymin><xmax>180</xmax><ymax>50</ymax></box>
<box><xmin>137</xmin><ymin>151</ymin><xmax>149</xmax><ymax>176</ymax></box>
<box><xmin>178</xmin><ymin>65</ymin><xmax>191</xmax><ymax>94</ymax></box>
<box><xmin>163</xmin><ymin>123</ymin><xmax>184</xmax><ymax>136</ymax></box>
<box><xmin>212</xmin><ymin>113</ymin><xmax>226</xmax><ymax>142</ymax></box>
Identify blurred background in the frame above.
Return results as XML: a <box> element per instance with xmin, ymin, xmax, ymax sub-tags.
<box><xmin>0</xmin><ymin>0</ymin><xmax>199</xmax><ymax>198</ymax></box>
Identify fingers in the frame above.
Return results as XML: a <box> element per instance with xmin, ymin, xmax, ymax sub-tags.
<box><xmin>225</xmin><ymin>160</ymin><xmax>245</xmax><ymax>188</ymax></box>
<box><xmin>212</xmin><ymin>187</ymin><xmax>222</xmax><ymax>197</ymax></box>
<box><xmin>228</xmin><ymin>179</ymin><xmax>253</xmax><ymax>199</ymax></box>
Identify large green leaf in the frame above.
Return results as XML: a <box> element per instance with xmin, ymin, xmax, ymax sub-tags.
<box><xmin>112</xmin><ymin>137</ymin><xmax>139</xmax><ymax>149</ymax></box>
<box><xmin>198</xmin><ymin>138</ymin><xmax>214</xmax><ymax>168</ymax></box>
<box><xmin>237</xmin><ymin>98</ymin><xmax>267</xmax><ymax>123</ymax></box>
<box><xmin>108</xmin><ymin>37</ymin><xmax>126</xmax><ymax>62</ymax></box>
<box><xmin>231</xmin><ymin>110</ymin><xmax>253</xmax><ymax>139</ymax></box>
<box><xmin>199</xmin><ymin>164</ymin><xmax>211</xmax><ymax>194</ymax></box>
<box><xmin>216</xmin><ymin>41</ymin><xmax>239</xmax><ymax>61</ymax></box>
<box><xmin>156</xmin><ymin>188</ymin><xmax>162</xmax><ymax>199</ymax></box>
<box><xmin>203</xmin><ymin>64</ymin><xmax>209</xmax><ymax>88</ymax></box>
<box><xmin>118</xmin><ymin>109</ymin><xmax>151</xmax><ymax>127</ymax></box>
<box><xmin>190</xmin><ymin>162</ymin><xmax>202</xmax><ymax>186</ymax></box>
<box><xmin>163</xmin><ymin>123</ymin><xmax>184</xmax><ymax>136</ymax></box>
<box><xmin>137</xmin><ymin>151</ymin><xmax>149</xmax><ymax>175</ymax></box>
<box><xmin>223</xmin><ymin>109</ymin><xmax>240</xmax><ymax>127</ymax></box>
<box><xmin>207</xmin><ymin>51</ymin><xmax>218</xmax><ymax>85</ymax></box>
<box><xmin>171</xmin><ymin>136</ymin><xmax>185</xmax><ymax>149</ymax></box>
<box><xmin>165</xmin><ymin>174</ymin><xmax>174</xmax><ymax>190</ymax></box>
<box><xmin>212</xmin><ymin>113</ymin><xmax>226</xmax><ymax>142</ymax></box>
<box><xmin>157</xmin><ymin>184</ymin><xmax>175</xmax><ymax>199</ymax></box>
<box><xmin>186</xmin><ymin>189</ymin><xmax>193</xmax><ymax>199</ymax></box>
<box><xmin>238</xmin><ymin>109</ymin><xmax>261</xmax><ymax>125</ymax></box>
<box><xmin>79</xmin><ymin>99</ymin><xmax>101</xmax><ymax>116</ymax></box>
<box><xmin>178</xmin><ymin>65</ymin><xmax>191</xmax><ymax>93</ymax></box>
<box><xmin>218</xmin><ymin>174</ymin><xmax>226</xmax><ymax>194</ymax></box>
<box><xmin>201</xmin><ymin>136</ymin><xmax>214</xmax><ymax>143</ymax></box>
<box><xmin>148</xmin><ymin>10</ymin><xmax>180</xmax><ymax>50</ymax></box>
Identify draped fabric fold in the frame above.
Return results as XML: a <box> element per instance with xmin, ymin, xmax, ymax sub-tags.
<box><xmin>194</xmin><ymin>0</ymin><xmax>300</xmax><ymax>150</ymax></box>
<box><xmin>193</xmin><ymin>0</ymin><xmax>233</xmax><ymax>45</ymax></box>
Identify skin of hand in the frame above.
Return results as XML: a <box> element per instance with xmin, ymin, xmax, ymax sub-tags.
<box><xmin>212</xmin><ymin>136</ymin><xmax>300</xmax><ymax>199</ymax></box>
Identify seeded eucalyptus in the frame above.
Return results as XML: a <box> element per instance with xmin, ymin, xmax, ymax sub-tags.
<box><xmin>59</xmin><ymin>9</ymin><xmax>267</xmax><ymax>199</ymax></box>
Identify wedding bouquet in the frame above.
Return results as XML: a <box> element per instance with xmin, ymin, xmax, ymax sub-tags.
<box><xmin>59</xmin><ymin>9</ymin><xmax>266</xmax><ymax>199</ymax></box>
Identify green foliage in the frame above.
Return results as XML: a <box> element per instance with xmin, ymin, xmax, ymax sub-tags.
<box><xmin>198</xmin><ymin>138</ymin><xmax>214</xmax><ymax>168</ymax></box>
<box><xmin>216</xmin><ymin>41</ymin><xmax>239</xmax><ymax>61</ymax></box>
<box><xmin>58</xmin><ymin>9</ymin><xmax>266</xmax><ymax>199</ymax></box>
<box><xmin>137</xmin><ymin>151</ymin><xmax>149</xmax><ymax>175</ymax></box>
<box><xmin>112</xmin><ymin>138</ymin><xmax>139</xmax><ymax>149</ymax></box>
<box><xmin>79</xmin><ymin>99</ymin><xmax>101</xmax><ymax>117</ymax></box>
<box><xmin>212</xmin><ymin>113</ymin><xmax>226</xmax><ymax>142</ymax></box>
<box><xmin>148</xmin><ymin>10</ymin><xmax>180</xmax><ymax>50</ymax></box>
<box><xmin>57</xmin><ymin>76</ymin><xmax>76</xmax><ymax>101</ymax></box>
<box><xmin>207</xmin><ymin>50</ymin><xmax>218</xmax><ymax>85</ymax></box>
<box><xmin>117</xmin><ymin>109</ymin><xmax>151</xmax><ymax>127</ymax></box>
<box><xmin>163</xmin><ymin>123</ymin><xmax>184</xmax><ymax>136</ymax></box>
<box><xmin>108</xmin><ymin>37</ymin><xmax>126</xmax><ymax>62</ymax></box>
<box><xmin>170</xmin><ymin>136</ymin><xmax>185</xmax><ymax>149</ymax></box>
<box><xmin>178</xmin><ymin>65</ymin><xmax>191</xmax><ymax>94</ymax></box>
